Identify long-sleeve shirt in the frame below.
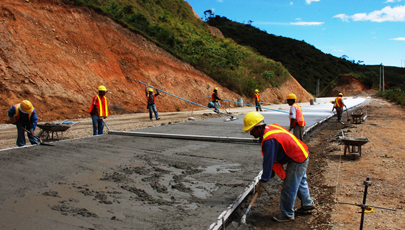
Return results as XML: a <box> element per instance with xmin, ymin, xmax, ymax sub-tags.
<box><xmin>259</xmin><ymin>128</ymin><xmax>292</xmax><ymax>182</ymax></box>
<box><xmin>212</xmin><ymin>92</ymin><xmax>221</xmax><ymax>101</ymax></box>
<box><xmin>8</xmin><ymin>105</ymin><xmax>38</xmax><ymax>131</ymax></box>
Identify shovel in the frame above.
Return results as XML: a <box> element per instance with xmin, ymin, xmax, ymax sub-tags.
<box><xmin>18</xmin><ymin>125</ymin><xmax>54</xmax><ymax>146</ymax></box>
<box><xmin>240</xmin><ymin>192</ymin><xmax>259</xmax><ymax>226</ymax></box>
<box><xmin>346</xmin><ymin>107</ymin><xmax>351</xmax><ymax>122</ymax></box>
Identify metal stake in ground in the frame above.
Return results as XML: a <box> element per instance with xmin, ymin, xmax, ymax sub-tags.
<box><xmin>338</xmin><ymin>176</ymin><xmax>396</xmax><ymax>230</ymax></box>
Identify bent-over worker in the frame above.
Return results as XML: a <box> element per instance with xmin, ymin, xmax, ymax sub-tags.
<box><xmin>146</xmin><ymin>87</ymin><xmax>160</xmax><ymax>120</ymax></box>
<box><xmin>243</xmin><ymin>111</ymin><xmax>315</xmax><ymax>222</ymax></box>
<box><xmin>254</xmin><ymin>89</ymin><xmax>263</xmax><ymax>112</ymax></box>
<box><xmin>332</xmin><ymin>93</ymin><xmax>347</xmax><ymax>124</ymax></box>
<box><xmin>8</xmin><ymin>100</ymin><xmax>38</xmax><ymax>147</ymax></box>
<box><xmin>211</xmin><ymin>87</ymin><xmax>222</xmax><ymax>113</ymax></box>
<box><xmin>89</xmin><ymin>85</ymin><xmax>109</xmax><ymax>135</ymax></box>
<box><xmin>287</xmin><ymin>93</ymin><xmax>305</xmax><ymax>141</ymax></box>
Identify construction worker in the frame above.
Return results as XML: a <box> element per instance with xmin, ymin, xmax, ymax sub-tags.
<box><xmin>243</xmin><ymin>111</ymin><xmax>315</xmax><ymax>222</ymax></box>
<box><xmin>254</xmin><ymin>89</ymin><xmax>263</xmax><ymax>112</ymax></box>
<box><xmin>146</xmin><ymin>86</ymin><xmax>160</xmax><ymax>120</ymax></box>
<box><xmin>211</xmin><ymin>87</ymin><xmax>222</xmax><ymax>113</ymax></box>
<box><xmin>88</xmin><ymin>85</ymin><xmax>109</xmax><ymax>135</ymax></box>
<box><xmin>332</xmin><ymin>93</ymin><xmax>347</xmax><ymax>124</ymax></box>
<box><xmin>287</xmin><ymin>93</ymin><xmax>305</xmax><ymax>141</ymax></box>
<box><xmin>8</xmin><ymin>100</ymin><xmax>38</xmax><ymax>147</ymax></box>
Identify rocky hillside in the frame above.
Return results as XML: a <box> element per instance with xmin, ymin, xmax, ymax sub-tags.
<box><xmin>0</xmin><ymin>0</ymin><xmax>311</xmax><ymax>123</ymax></box>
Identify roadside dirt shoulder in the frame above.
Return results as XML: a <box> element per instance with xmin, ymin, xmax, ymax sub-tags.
<box><xmin>246</xmin><ymin>99</ymin><xmax>404</xmax><ymax>230</ymax></box>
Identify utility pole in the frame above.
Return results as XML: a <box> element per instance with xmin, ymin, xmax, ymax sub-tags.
<box><xmin>316</xmin><ymin>78</ymin><xmax>320</xmax><ymax>98</ymax></box>
<box><xmin>379</xmin><ymin>64</ymin><xmax>381</xmax><ymax>92</ymax></box>
<box><xmin>382</xmin><ymin>64</ymin><xmax>385</xmax><ymax>92</ymax></box>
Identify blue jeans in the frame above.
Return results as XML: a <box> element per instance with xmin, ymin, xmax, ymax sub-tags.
<box><xmin>148</xmin><ymin>104</ymin><xmax>159</xmax><ymax>120</ymax></box>
<box><xmin>16</xmin><ymin>124</ymin><xmax>38</xmax><ymax>147</ymax></box>
<box><xmin>91</xmin><ymin>114</ymin><xmax>104</xmax><ymax>135</ymax></box>
<box><xmin>280</xmin><ymin>158</ymin><xmax>314</xmax><ymax>218</ymax></box>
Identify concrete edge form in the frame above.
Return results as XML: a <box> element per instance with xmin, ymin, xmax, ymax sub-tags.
<box><xmin>108</xmin><ymin>131</ymin><xmax>260</xmax><ymax>143</ymax></box>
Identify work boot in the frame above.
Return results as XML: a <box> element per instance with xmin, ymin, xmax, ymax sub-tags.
<box><xmin>156</xmin><ymin>117</ymin><xmax>160</xmax><ymax>120</ymax></box>
<box><xmin>295</xmin><ymin>205</ymin><xmax>316</xmax><ymax>213</ymax></box>
<box><xmin>273</xmin><ymin>213</ymin><xmax>294</xmax><ymax>222</ymax></box>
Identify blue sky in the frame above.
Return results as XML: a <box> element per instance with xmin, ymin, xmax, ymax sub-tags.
<box><xmin>187</xmin><ymin>0</ymin><xmax>405</xmax><ymax>67</ymax></box>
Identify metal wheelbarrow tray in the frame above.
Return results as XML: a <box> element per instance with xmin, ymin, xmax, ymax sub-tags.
<box><xmin>340</xmin><ymin>137</ymin><xmax>370</xmax><ymax>159</ymax></box>
<box><xmin>37</xmin><ymin>121</ymin><xmax>80</xmax><ymax>140</ymax></box>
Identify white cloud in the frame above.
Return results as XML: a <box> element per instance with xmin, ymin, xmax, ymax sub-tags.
<box><xmin>217</xmin><ymin>0</ymin><xmax>224</xmax><ymax>2</ymax></box>
<box><xmin>290</xmin><ymin>2</ymin><xmax>294</xmax><ymax>5</ymax></box>
<box><xmin>290</xmin><ymin>21</ymin><xmax>324</xmax><ymax>25</ymax></box>
<box><xmin>306</xmin><ymin>0</ymin><xmax>320</xmax><ymax>4</ymax></box>
<box><xmin>334</xmin><ymin>5</ymin><xmax>405</xmax><ymax>22</ymax></box>
<box><xmin>333</xmin><ymin>49</ymin><xmax>344</xmax><ymax>52</ymax></box>
<box><xmin>390</xmin><ymin>37</ymin><xmax>405</xmax><ymax>40</ymax></box>
<box><xmin>385</xmin><ymin>0</ymin><xmax>402</xmax><ymax>3</ymax></box>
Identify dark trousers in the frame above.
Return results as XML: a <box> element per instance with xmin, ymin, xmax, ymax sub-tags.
<box><xmin>16</xmin><ymin>123</ymin><xmax>37</xmax><ymax>147</ymax></box>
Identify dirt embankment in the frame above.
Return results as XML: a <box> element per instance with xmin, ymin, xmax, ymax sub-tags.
<box><xmin>327</xmin><ymin>74</ymin><xmax>376</xmax><ymax>97</ymax></box>
<box><xmin>1</xmin><ymin>0</ymin><xmax>311</xmax><ymax>123</ymax></box>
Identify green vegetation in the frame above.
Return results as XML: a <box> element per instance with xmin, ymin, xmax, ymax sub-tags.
<box><xmin>207</xmin><ymin>16</ymin><xmax>405</xmax><ymax>96</ymax></box>
<box><xmin>70</xmin><ymin>0</ymin><xmax>291</xmax><ymax>97</ymax></box>
<box><xmin>377</xmin><ymin>88</ymin><xmax>405</xmax><ymax>106</ymax></box>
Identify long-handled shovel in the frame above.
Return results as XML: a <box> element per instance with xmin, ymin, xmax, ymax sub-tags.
<box><xmin>18</xmin><ymin>125</ymin><xmax>54</xmax><ymax>146</ymax></box>
<box><xmin>240</xmin><ymin>192</ymin><xmax>259</xmax><ymax>226</ymax></box>
<box><xmin>346</xmin><ymin>107</ymin><xmax>351</xmax><ymax>122</ymax></box>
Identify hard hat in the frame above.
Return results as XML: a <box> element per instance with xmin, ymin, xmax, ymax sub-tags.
<box><xmin>287</xmin><ymin>93</ymin><xmax>297</xmax><ymax>100</ymax></box>
<box><xmin>98</xmin><ymin>85</ymin><xmax>107</xmax><ymax>91</ymax></box>
<box><xmin>255</xmin><ymin>89</ymin><xmax>259</xmax><ymax>93</ymax></box>
<box><xmin>338</xmin><ymin>93</ymin><xmax>343</xmax><ymax>96</ymax></box>
<box><xmin>242</xmin><ymin>112</ymin><xmax>264</xmax><ymax>132</ymax></box>
<box><xmin>148</xmin><ymin>88</ymin><xmax>153</xmax><ymax>92</ymax></box>
<box><xmin>214</xmin><ymin>87</ymin><xmax>218</xmax><ymax>91</ymax></box>
<box><xmin>330</xmin><ymin>100</ymin><xmax>334</xmax><ymax>104</ymax></box>
<box><xmin>20</xmin><ymin>100</ymin><xmax>34</xmax><ymax>114</ymax></box>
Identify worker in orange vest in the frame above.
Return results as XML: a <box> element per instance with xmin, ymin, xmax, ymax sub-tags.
<box><xmin>146</xmin><ymin>86</ymin><xmax>160</xmax><ymax>120</ymax></box>
<box><xmin>243</xmin><ymin>111</ymin><xmax>315</xmax><ymax>222</ymax></box>
<box><xmin>254</xmin><ymin>89</ymin><xmax>263</xmax><ymax>112</ymax></box>
<box><xmin>88</xmin><ymin>85</ymin><xmax>109</xmax><ymax>135</ymax></box>
<box><xmin>211</xmin><ymin>87</ymin><xmax>222</xmax><ymax>113</ymax></box>
<box><xmin>332</xmin><ymin>93</ymin><xmax>347</xmax><ymax>124</ymax></box>
<box><xmin>287</xmin><ymin>93</ymin><xmax>306</xmax><ymax>141</ymax></box>
<box><xmin>8</xmin><ymin>100</ymin><xmax>39</xmax><ymax>146</ymax></box>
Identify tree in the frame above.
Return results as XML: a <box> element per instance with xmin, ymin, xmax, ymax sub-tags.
<box><xmin>203</xmin><ymin>10</ymin><xmax>214</xmax><ymax>21</ymax></box>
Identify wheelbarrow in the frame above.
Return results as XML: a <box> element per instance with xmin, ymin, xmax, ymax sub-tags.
<box><xmin>340</xmin><ymin>132</ymin><xmax>370</xmax><ymax>160</ymax></box>
<box><xmin>37</xmin><ymin>121</ymin><xmax>80</xmax><ymax>140</ymax></box>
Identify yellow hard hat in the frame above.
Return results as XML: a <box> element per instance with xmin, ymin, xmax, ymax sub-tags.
<box><xmin>242</xmin><ymin>111</ymin><xmax>264</xmax><ymax>132</ymax></box>
<box><xmin>287</xmin><ymin>93</ymin><xmax>297</xmax><ymax>100</ymax></box>
<box><xmin>20</xmin><ymin>100</ymin><xmax>34</xmax><ymax>113</ymax></box>
<box><xmin>330</xmin><ymin>100</ymin><xmax>334</xmax><ymax>104</ymax></box>
<box><xmin>255</xmin><ymin>89</ymin><xmax>259</xmax><ymax>93</ymax></box>
<box><xmin>214</xmin><ymin>87</ymin><xmax>218</xmax><ymax>91</ymax></box>
<box><xmin>98</xmin><ymin>85</ymin><xmax>107</xmax><ymax>91</ymax></box>
<box><xmin>338</xmin><ymin>93</ymin><xmax>343</xmax><ymax>96</ymax></box>
<box><xmin>148</xmin><ymin>88</ymin><xmax>153</xmax><ymax>92</ymax></box>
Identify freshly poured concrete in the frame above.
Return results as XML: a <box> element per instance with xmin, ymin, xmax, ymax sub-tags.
<box><xmin>0</xmin><ymin>97</ymin><xmax>366</xmax><ymax>229</ymax></box>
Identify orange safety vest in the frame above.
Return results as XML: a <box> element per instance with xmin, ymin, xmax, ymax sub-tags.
<box><xmin>289</xmin><ymin>103</ymin><xmax>306</xmax><ymax>127</ymax></box>
<box><xmin>254</xmin><ymin>93</ymin><xmax>260</xmax><ymax>101</ymax></box>
<box><xmin>13</xmin><ymin>103</ymin><xmax>33</xmax><ymax>122</ymax></box>
<box><xmin>334</xmin><ymin>97</ymin><xmax>343</xmax><ymax>107</ymax></box>
<box><xmin>211</xmin><ymin>92</ymin><xmax>219</xmax><ymax>102</ymax></box>
<box><xmin>88</xmin><ymin>95</ymin><xmax>109</xmax><ymax>117</ymax></box>
<box><xmin>261</xmin><ymin>124</ymin><xmax>309</xmax><ymax>180</ymax></box>
<box><xmin>147</xmin><ymin>93</ymin><xmax>156</xmax><ymax>104</ymax></box>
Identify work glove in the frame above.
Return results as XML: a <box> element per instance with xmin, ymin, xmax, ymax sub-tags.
<box><xmin>255</xmin><ymin>180</ymin><xmax>267</xmax><ymax>195</ymax></box>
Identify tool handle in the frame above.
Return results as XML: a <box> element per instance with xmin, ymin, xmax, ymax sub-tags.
<box><xmin>249</xmin><ymin>192</ymin><xmax>259</xmax><ymax>207</ymax></box>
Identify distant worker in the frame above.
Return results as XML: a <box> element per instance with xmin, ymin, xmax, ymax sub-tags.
<box><xmin>8</xmin><ymin>100</ymin><xmax>38</xmax><ymax>147</ymax></box>
<box><xmin>332</xmin><ymin>93</ymin><xmax>347</xmax><ymax>124</ymax></box>
<box><xmin>88</xmin><ymin>85</ymin><xmax>109</xmax><ymax>135</ymax></box>
<box><xmin>287</xmin><ymin>93</ymin><xmax>305</xmax><ymax>141</ymax></box>
<box><xmin>254</xmin><ymin>89</ymin><xmax>263</xmax><ymax>112</ymax></box>
<box><xmin>146</xmin><ymin>86</ymin><xmax>160</xmax><ymax>121</ymax></box>
<box><xmin>243</xmin><ymin>112</ymin><xmax>315</xmax><ymax>222</ymax></box>
<box><xmin>211</xmin><ymin>87</ymin><xmax>222</xmax><ymax>113</ymax></box>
